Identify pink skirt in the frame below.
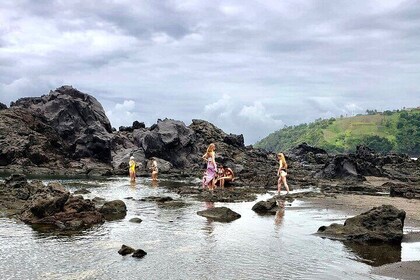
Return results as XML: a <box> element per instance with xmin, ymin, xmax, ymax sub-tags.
<box><xmin>202</xmin><ymin>162</ymin><xmax>216</xmax><ymax>187</ymax></box>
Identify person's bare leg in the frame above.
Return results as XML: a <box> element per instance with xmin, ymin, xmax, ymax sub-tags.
<box><xmin>211</xmin><ymin>178</ymin><xmax>216</xmax><ymax>190</ymax></box>
<box><xmin>282</xmin><ymin>176</ymin><xmax>289</xmax><ymax>194</ymax></box>
<box><xmin>277</xmin><ymin>177</ymin><xmax>282</xmax><ymax>193</ymax></box>
<box><xmin>220</xmin><ymin>178</ymin><xmax>224</xmax><ymax>189</ymax></box>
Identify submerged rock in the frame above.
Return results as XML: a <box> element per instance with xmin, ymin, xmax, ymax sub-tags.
<box><xmin>317</xmin><ymin>205</ymin><xmax>406</xmax><ymax>243</ymax></box>
<box><xmin>132</xmin><ymin>249</ymin><xmax>147</xmax><ymax>258</ymax></box>
<box><xmin>99</xmin><ymin>200</ymin><xmax>127</xmax><ymax>220</ymax></box>
<box><xmin>129</xmin><ymin>217</ymin><xmax>143</xmax><ymax>223</ymax></box>
<box><xmin>197</xmin><ymin>206</ymin><xmax>241</xmax><ymax>222</ymax></box>
<box><xmin>74</xmin><ymin>188</ymin><xmax>91</xmax><ymax>195</ymax></box>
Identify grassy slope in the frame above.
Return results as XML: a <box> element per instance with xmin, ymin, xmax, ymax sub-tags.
<box><xmin>255</xmin><ymin>108</ymin><xmax>418</xmax><ymax>154</ymax></box>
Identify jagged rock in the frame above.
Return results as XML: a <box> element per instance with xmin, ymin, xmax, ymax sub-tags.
<box><xmin>2</xmin><ymin>86</ymin><xmax>419</xmax><ymax>191</ymax></box>
<box><xmin>119</xmin><ymin>126</ymin><xmax>134</xmax><ymax>132</ymax></box>
<box><xmin>0</xmin><ymin>176</ymin><xmax>106</xmax><ymax>230</ymax></box>
<box><xmin>0</xmin><ymin>102</ymin><xmax>7</xmax><ymax>110</ymax></box>
<box><xmin>223</xmin><ymin>133</ymin><xmax>244</xmax><ymax>148</ymax></box>
<box><xmin>289</xmin><ymin>143</ymin><xmax>329</xmax><ymax>164</ymax></box>
<box><xmin>387</xmin><ymin>182</ymin><xmax>420</xmax><ymax>199</ymax></box>
<box><xmin>0</xmin><ymin>107</ymin><xmax>66</xmax><ymax>167</ymax></box>
<box><xmin>135</xmin><ymin>119</ymin><xmax>196</xmax><ymax>168</ymax></box>
<box><xmin>317</xmin><ymin>205</ymin><xmax>406</xmax><ymax>243</ymax></box>
<box><xmin>197</xmin><ymin>206</ymin><xmax>241</xmax><ymax>222</ymax></box>
<box><xmin>5</xmin><ymin>173</ymin><xmax>28</xmax><ymax>188</ymax></box>
<box><xmin>132</xmin><ymin>121</ymin><xmax>145</xmax><ymax>129</ymax></box>
<box><xmin>26</xmin><ymin>182</ymin><xmax>70</xmax><ymax>218</ymax></box>
<box><xmin>317</xmin><ymin>155</ymin><xmax>363</xmax><ymax>181</ymax></box>
<box><xmin>10</xmin><ymin>85</ymin><xmax>113</xmax><ymax>163</ymax></box>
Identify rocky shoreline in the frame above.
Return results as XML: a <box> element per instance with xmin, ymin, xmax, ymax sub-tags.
<box><xmin>1</xmin><ymin>86</ymin><xmax>420</xmax><ymax>279</ymax></box>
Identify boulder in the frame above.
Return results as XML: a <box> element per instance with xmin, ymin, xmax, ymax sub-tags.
<box><xmin>317</xmin><ymin>155</ymin><xmax>363</xmax><ymax>180</ymax></box>
<box><xmin>134</xmin><ymin>119</ymin><xmax>196</xmax><ymax>168</ymax></box>
<box><xmin>100</xmin><ymin>200</ymin><xmax>127</xmax><ymax>220</ymax></box>
<box><xmin>0</xmin><ymin>107</ymin><xmax>66</xmax><ymax>167</ymax></box>
<box><xmin>7</xmin><ymin>178</ymin><xmax>106</xmax><ymax>231</ymax></box>
<box><xmin>118</xmin><ymin>245</ymin><xmax>135</xmax><ymax>256</ymax></box>
<box><xmin>197</xmin><ymin>206</ymin><xmax>241</xmax><ymax>222</ymax></box>
<box><xmin>10</xmin><ymin>85</ymin><xmax>113</xmax><ymax>163</ymax></box>
<box><xmin>317</xmin><ymin>205</ymin><xmax>406</xmax><ymax>243</ymax></box>
<box><xmin>132</xmin><ymin>249</ymin><xmax>147</xmax><ymax>258</ymax></box>
<box><xmin>252</xmin><ymin>198</ymin><xmax>279</xmax><ymax>215</ymax></box>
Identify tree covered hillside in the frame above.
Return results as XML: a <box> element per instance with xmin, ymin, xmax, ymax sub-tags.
<box><xmin>255</xmin><ymin>108</ymin><xmax>420</xmax><ymax>156</ymax></box>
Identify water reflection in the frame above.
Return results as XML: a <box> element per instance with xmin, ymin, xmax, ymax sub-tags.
<box><xmin>2</xmin><ymin>176</ymin><xmax>419</xmax><ymax>280</ymax></box>
<box><xmin>151</xmin><ymin>180</ymin><xmax>159</xmax><ymax>188</ymax></box>
<box><xmin>205</xmin><ymin>201</ymin><xmax>214</xmax><ymax>209</ymax></box>
<box><xmin>129</xmin><ymin>180</ymin><xmax>137</xmax><ymax>189</ymax></box>
<box><xmin>201</xmin><ymin>202</ymin><xmax>215</xmax><ymax>235</ymax></box>
<box><xmin>343</xmin><ymin>241</ymin><xmax>401</xmax><ymax>266</ymax></box>
<box><xmin>274</xmin><ymin>209</ymin><xmax>285</xmax><ymax>227</ymax></box>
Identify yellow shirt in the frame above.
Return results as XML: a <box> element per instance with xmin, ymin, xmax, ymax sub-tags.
<box><xmin>129</xmin><ymin>160</ymin><xmax>136</xmax><ymax>172</ymax></box>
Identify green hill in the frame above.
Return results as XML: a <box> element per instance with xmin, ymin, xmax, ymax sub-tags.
<box><xmin>254</xmin><ymin>108</ymin><xmax>420</xmax><ymax>156</ymax></box>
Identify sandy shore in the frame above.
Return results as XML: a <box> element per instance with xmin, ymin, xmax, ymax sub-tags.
<box><xmin>372</xmin><ymin>261</ymin><xmax>420</xmax><ymax>280</ymax></box>
<box><xmin>300</xmin><ymin>194</ymin><xmax>420</xmax><ymax>280</ymax></box>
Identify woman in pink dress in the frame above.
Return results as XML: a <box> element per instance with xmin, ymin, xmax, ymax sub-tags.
<box><xmin>202</xmin><ymin>143</ymin><xmax>217</xmax><ymax>190</ymax></box>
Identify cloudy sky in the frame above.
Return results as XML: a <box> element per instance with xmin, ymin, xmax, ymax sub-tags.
<box><xmin>1</xmin><ymin>0</ymin><xmax>419</xmax><ymax>144</ymax></box>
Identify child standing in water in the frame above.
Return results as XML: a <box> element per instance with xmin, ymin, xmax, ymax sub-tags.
<box><xmin>129</xmin><ymin>156</ymin><xmax>137</xmax><ymax>182</ymax></box>
<box><xmin>202</xmin><ymin>143</ymin><xmax>217</xmax><ymax>190</ymax></box>
<box><xmin>277</xmin><ymin>153</ymin><xmax>290</xmax><ymax>195</ymax></box>
<box><xmin>150</xmin><ymin>158</ymin><xmax>158</xmax><ymax>181</ymax></box>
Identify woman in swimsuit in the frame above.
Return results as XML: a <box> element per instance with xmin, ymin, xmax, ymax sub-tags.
<box><xmin>277</xmin><ymin>153</ymin><xmax>290</xmax><ymax>194</ymax></box>
<box><xmin>202</xmin><ymin>143</ymin><xmax>217</xmax><ymax>190</ymax></box>
<box><xmin>217</xmin><ymin>165</ymin><xmax>234</xmax><ymax>188</ymax></box>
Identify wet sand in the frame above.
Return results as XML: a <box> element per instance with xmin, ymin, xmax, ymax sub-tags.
<box><xmin>301</xmin><ymin>194</ymin><xmax>420</xmax><ymax>280</ymax></box>
<box><xmin>372</xmin><ymin>261</ymin><xmax>420</xmax><ymax>280</ymax></box>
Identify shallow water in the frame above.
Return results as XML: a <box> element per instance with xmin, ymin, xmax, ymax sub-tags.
<box><xmin>1</xmin><ymin>177</ymin><xmax>419</xmax><ymax>280</ymax></box>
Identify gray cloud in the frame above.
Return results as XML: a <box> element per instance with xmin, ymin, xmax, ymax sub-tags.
<box><xmin>1</xmin><ymin>0</ymin><xmax>420</xmax><ymax>144</ymax></box>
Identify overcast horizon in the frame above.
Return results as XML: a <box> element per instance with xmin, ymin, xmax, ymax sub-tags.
<box><xmin>1</xmin><ymin>0</ymin><xmax>420</xmax><ymax>144</ymax></box>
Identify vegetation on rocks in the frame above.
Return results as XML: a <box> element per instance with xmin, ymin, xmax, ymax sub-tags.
<box><xmin>255</xmin><ymin>108</ymin><xmax>420</xmax><ymax>156</ymax></box>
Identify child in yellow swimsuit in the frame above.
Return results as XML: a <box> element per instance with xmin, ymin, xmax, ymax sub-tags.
<box><xmin>129</xmin><ymin>156</ymin><xmax>137</xmax><ymax>182</ymax></box>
